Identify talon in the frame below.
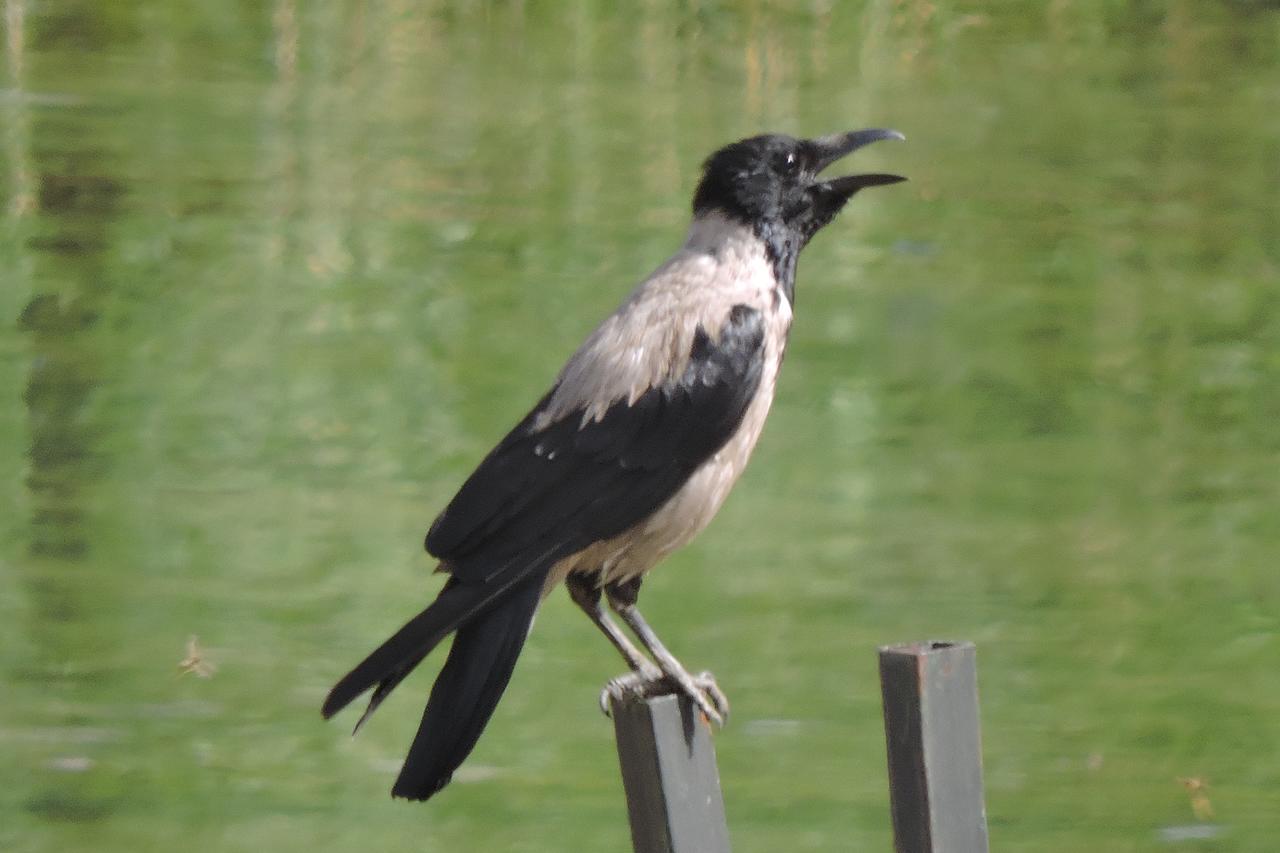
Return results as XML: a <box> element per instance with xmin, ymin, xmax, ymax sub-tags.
<box><xmin>694</xmin><ymin>671</ymin><xmax>730</xmax><ymax>723</ymax></box>
<box><xmin>692</xmin><ymin>692</ymin><xmax>724</xmax><ymax>727</ymax></box>
<box><xmin>680</xmin><ymin>671</ymin><xmax>727</xmax><ymax>727</ymax></box>
<box><xmin>599</xmin><ymin>668</ymin><xmax>668</xmax><ymax>717</ymax></box>
<box><xmin>597</xmin><ymin>667</ymin><xmax>730</xmax><ymax>728</ymax></box>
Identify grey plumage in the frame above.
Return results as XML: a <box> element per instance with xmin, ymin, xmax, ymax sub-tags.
<box><xmin>540</xmin><ymin>213</ymin><xmax>789</xmax><ymax>589</ymax></box>
<box><xmin>323</xmin><ymin>128</ymin><xmax>905</xmax><ymax>801</ymax></box>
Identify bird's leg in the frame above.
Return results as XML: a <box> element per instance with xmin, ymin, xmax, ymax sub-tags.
<box><xmin>603</xmin><ymin>577</ymin><xmax>729</xmax><ymax>726</ymax></box>
<box><xmin>565</xmin><ymin>574</ymin><xmax>663</xmax><ymax>715</ymax></box>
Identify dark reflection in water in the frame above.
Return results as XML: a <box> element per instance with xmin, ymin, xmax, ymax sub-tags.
<box><xmin>13</xmin><ymin>3</ymin><xmax>130</xmax><ymax>832</ymax></box>
<box><xmin>21</xmin><ymin>161</ymin><xmax>125</xmax><ymax>574</ymax></box>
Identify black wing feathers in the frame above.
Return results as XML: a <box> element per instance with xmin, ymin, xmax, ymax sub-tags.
<box><xmin>426</xmin><ymin>304</ymin><xmax>766</xmax><ymax>582</ymax></box>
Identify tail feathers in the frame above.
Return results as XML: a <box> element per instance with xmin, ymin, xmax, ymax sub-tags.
<box><xmin>321</xmin><ymin>577</ymin><xmax>479</xmax><ymax>722</ymax></box>
<box><xmin>350</xmin><ymin>648</ymin><xmax>430</xmax><ymax>735</ymax></box>
<box><xmin>322</xmin><ymin>552</ymin><xmax>546</xmax><ymax>724</ymax></box>
<box><xmin>391</xmin><ymin>575</ymin><xmax>543</xmax><ymax>801</ymax></box>
<box><xmin>323</xmin><ymin>543</ymin><xmax>569</xmax><ymax>725</ymax></box>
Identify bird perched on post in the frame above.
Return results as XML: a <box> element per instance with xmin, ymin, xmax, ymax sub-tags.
<box><xmin>322</xmin><ymin>128</ymin><xmax>905</xmax><ymax>801</ymax></box>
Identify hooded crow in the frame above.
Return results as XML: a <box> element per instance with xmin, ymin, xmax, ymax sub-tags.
<box><xmin>322</xmin><ymin>129</ymin><xmax>906</xmax><ymax>801</ymax></box>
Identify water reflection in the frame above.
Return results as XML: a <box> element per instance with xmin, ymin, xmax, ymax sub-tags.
<box><xmin>18</xmin><ymin>16</ymin><xmax>126</xmax><ymax>622</ymax></box>
<box><xmin>8</xmin><ymin>1</ymin><xmax>134</xmax><ymax>833</ymax></box>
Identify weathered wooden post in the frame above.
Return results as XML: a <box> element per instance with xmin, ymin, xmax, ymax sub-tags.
<box><xmin>879</xmin><ymin>640</ymin><xmax>989</xmax><ymax>853</ymax></box>
<box><xmin>609</xmin><ymin>691</ymin><xmax>731</xmax><ymax>853</ymax></box>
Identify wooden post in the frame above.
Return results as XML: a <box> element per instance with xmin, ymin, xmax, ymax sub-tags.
<box><xmin>879</xmin><ymin>641</ymin><xmax>989</xmax><ymax>853</ymax></box>
<box><xmin>610</xmin><ymin>691</ymin><xmax>731</xmax><ymax>853</ymax></box>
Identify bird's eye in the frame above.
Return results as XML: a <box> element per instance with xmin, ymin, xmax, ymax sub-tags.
<box><xmin>779</xmin><ymin>151</ymin><xmax>801</xmax><ymax>174</ymax></box>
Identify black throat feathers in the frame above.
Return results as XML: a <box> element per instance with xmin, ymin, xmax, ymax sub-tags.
<box><xmin>755</xmin><ymin>219</ymin><xmax>801</xmax><ymax>306</ymax></box>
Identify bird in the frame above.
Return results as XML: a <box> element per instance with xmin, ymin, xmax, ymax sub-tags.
<box><xmin>322</xmin><ymin>128</ymin><xmax>906</xmax><ymax>801</ymax></box>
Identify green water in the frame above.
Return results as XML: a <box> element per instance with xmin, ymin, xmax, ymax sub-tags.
<box><xmin>3</xmin><ymin>2</ymin><xmax>1278</xmax><ymax>851</ymax></box>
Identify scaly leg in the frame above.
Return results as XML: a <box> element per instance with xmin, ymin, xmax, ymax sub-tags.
<box><xmin>565</xmin><ymin>574</ymin><xmax>664</xmax><ymax>714</ymax></box>
<box><xmin>602</xmin><ymin>577</ymin><xmax>729</xmax><ymax>726</ymax></box>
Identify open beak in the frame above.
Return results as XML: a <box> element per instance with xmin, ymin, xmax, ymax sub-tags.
<box><xmin>808</xmin><ymin>128</ymin><xmax>907</xmax><ymax>195</ymax></box>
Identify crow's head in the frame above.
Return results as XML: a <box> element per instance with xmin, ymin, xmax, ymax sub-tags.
<box><xmin>693</xmin><ymin>129</ymin><xmax>905</xmax><ymax>245</ymax></box>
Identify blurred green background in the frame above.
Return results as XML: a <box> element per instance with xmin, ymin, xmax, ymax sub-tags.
<box><xmin>3</xmin><ymin>1</ymin><xmax>1278</xmax><ymax>850</ymax></box>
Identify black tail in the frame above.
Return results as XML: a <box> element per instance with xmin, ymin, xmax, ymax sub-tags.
<box><xmin>321</xmin><ymin>551</ymin><xmax>549</xmax><ymax>727</ymax></box>
<box><xmin>322</xmin><ymin>577</ymin><xmax>484</xmax><ymax>724</ymax></box>
<box><xmin>321</xmin><ymin>560</ymin><xmax>552</xmax><ymax>802</ymax></box>
<box><xmin>391</xmin><ymin>575</ymin><xmax>543</xmax><ymax>800</ymax></box>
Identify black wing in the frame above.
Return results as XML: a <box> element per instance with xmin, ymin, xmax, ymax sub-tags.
<box><xmin>427</xmin><ymin>304</ymin><xmax>767</xmax><ymax>581</ymax></box>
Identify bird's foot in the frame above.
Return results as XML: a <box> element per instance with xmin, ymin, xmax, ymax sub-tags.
<box><xmin>599</xmin><ymin>663</ymin><xmax>663</xmax><ymax>716</ymax></box>
<box><xmin>600</xmin><ymin>668</ymin><xmax>729</xmax><ymax>727</ymax></box>
<box><xmin>689</xmin><ymin>670</ymin><xmax>729</xmax><ymax>725</ymax></box>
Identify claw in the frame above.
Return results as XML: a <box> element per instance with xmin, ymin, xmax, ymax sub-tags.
<box><xmin>599</xmin><ymin>669</ymin><xmax>669</xmax><ymax>716</ymax></box>
<box><xmin>683</xmin><ymin>671</ymin><xmax>725</xmax><ymax>727</ymax></box>
<box><xmin>598</xmin><ymin>668</ymin><xmax>729</xmax><ymax>728</ymax></box>
<box><xmin>693</xmin><ymin>671</ymin><xmax>730</xmax><ymax>723</ymax></box>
